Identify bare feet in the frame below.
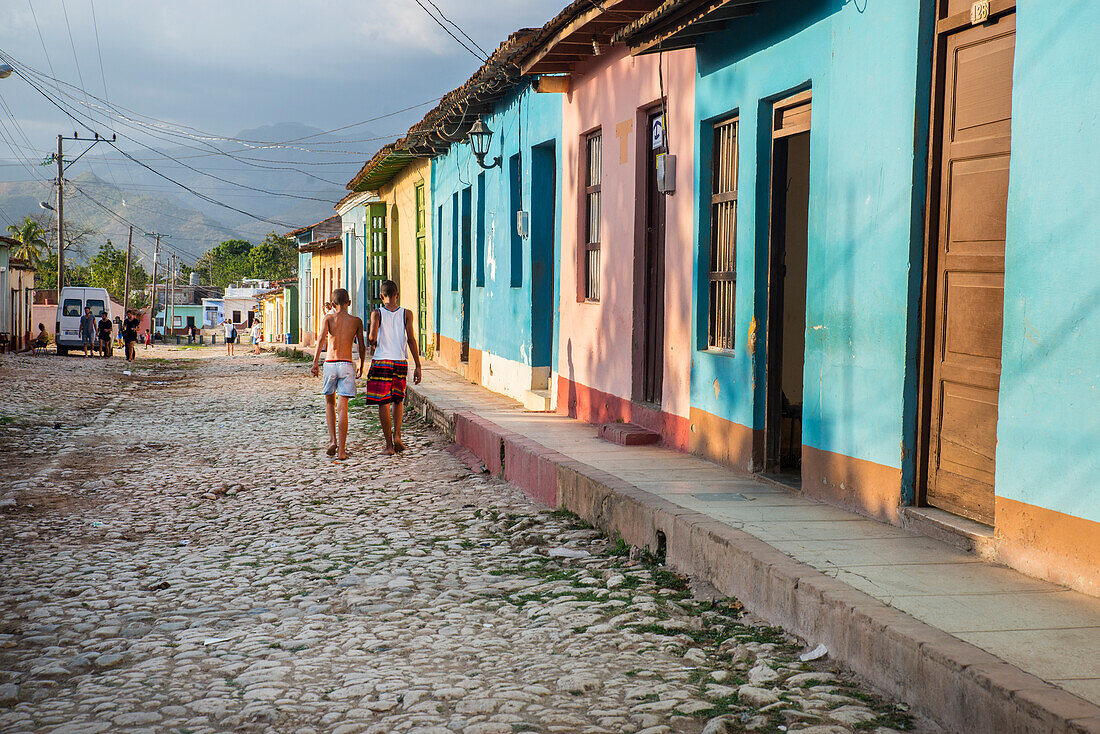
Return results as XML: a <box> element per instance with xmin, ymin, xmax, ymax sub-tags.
<box><xmin>335</xmin><ymin>451</ymin><xmax>348</xmax><ymax>461</ymax></box>
<box><xmin>382</xmin><ymin>445</ymin><xmax>396</xmax><ymax>456</ymax></box>
<box><xmin>394</xmin><ymin>438</ymin><xmax>405</xmax><ymax>453</ymax></box>
<box><xmin>326</xmin><ymin>444</ymin><xmax>337</xmax><ymax>456</ymax></box>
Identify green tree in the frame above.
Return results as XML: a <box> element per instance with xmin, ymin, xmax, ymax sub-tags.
<box><xmin>36</xmin><ymin>252</ymin><xmax>90</xmax><ymax>291</ymax></box>
<box><xmin>195</xmin><ymin>238</ymin><xmax>253</xmax><ymax>287</ymax></box>
<box><xmin>87</xmin><ymin>240</ymin><xmax>128</xmax><ymax>302</ymax></box>
<box><xmin>6</xmin><ymin>216</ymin><xmax>48</xmax><ymax>268</ymax></box>
<box><xmin>248</xmin><ymin>232</ymin><xmax>297</xmax><ymax>281</ymax></box>
<box><xmin>84</xmin><ymin>240</ymin><xmax>152</xmax><ymax>305</ymax></box>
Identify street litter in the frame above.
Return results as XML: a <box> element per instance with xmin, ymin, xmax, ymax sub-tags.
<box><xmin>799</xmin><ymin>643</ymin><xmax>828</xmax><ymax>662</ymax></box>
<box><xmin>88</xmin><ymin>520</ymin><xmax>104</xmax><ymax>528</ymax></box>
<box><xmin>548</xmin><ymin>547</ymin><xmax>591</xmax><ymax>559</ymax></box>
<box><xmin>203</xmin><ymin>637</ymin><xmax>231</xmax><ymax>646</ymax></box>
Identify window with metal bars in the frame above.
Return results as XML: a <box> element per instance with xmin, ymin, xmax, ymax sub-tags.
<box><xmin>583</xmin><ymin>130</ymin><xmax>602</xmax><ymax>302</ymax></box>
<box><xmin>708</xmin><ymin>116</ymin><xmax>738</xmax><ymax>350</ymax></box>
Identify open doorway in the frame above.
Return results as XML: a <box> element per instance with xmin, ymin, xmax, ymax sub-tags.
<box><xmin>765</xmin><ymin>91</ymin><xmax>811</xmax><ymax>485</ymax></box>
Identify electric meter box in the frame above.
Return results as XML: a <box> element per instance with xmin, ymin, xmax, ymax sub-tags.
<box><xmin>516</xmin><ymin>210</ymin><xmax>530</xmax><ymax>238</ymax></box>
<box><xmin>656</xmin><ymin>153</ymin><xmax>676</xmax><ymax>193</ymax></box>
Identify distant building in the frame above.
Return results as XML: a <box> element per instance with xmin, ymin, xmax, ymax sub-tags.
<box><xmin>258</xmin><ymin>278</ymin><xmax>298</xmax><ymax>344</ymax></box>
<box><xmin>148</xmin><ymin>281</ymin><xmax>223</xmax><ymax>336</ymax></box>
<box><xmin>220</xmin><ymin>279</ymin><xmax>272</xmax><ymax>332</ymax></box>
<box><xmin>0</xmin><ymin>236</ymin><xmax>35</xmax><ymax>351</ymax></box>
<box><xmin>287</xmin><ymin>215</ymin><xmax>342</xmax><ymax>347</ymax></box>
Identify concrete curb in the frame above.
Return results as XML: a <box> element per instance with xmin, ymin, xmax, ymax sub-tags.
<box><xmin>406</xmin><ymin>386</ymin><xmax>1100</xmax><ymax>733</ymax></box>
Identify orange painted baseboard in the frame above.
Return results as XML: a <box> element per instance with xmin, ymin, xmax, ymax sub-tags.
<box><xmin>433</xmin><ymin>333</ymin><xmax>481</xmax><ymax>384</ymax></box>
<box><xmin>995</xmin><ymin>496</ymin><xmax>1100</xmax><ymax>597</ymax></box>
<box><xmin>802</xmin><ymin>445</ymin><xmax>903</xmax><ymax>525</ymax></box>
<box><xmin>687</xmin><ymin>406</ymin><xmax>759</xmax><ymax>472</ymax></box>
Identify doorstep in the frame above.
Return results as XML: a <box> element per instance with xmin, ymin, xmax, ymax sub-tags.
<box><xmin>407</xmin><ymin>363</ymin><xmax>1100</xmax><ymax>733</ymax></box>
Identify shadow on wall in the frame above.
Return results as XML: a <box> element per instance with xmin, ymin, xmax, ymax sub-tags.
<box><xmin>697</xmin><ymin>0</ymin><xmax>848</xmax><ymax>73</ymax></box>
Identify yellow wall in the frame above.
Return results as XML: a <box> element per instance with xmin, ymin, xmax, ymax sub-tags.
<box><xmin>376</xmin><ymin>158</ymin><xmax>432</xmax><ymax>352</ymax></box>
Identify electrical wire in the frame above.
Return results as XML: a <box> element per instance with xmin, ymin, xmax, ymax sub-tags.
<box><xmin>413</xmin><ymin>0</ymin><xmax>488</xmax><ymax>62</ymax></box>
<box><xmin>421</xmin><ymin>0</ymin><xmax>490</xmax><ymax>58</ymax></box>
<box><xmin>5</xmin><ymin>60</ymin><xmax>340</xmax><ymax>205</ymax></box>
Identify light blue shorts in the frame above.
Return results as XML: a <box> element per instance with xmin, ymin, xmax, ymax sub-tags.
<box><xmin>322</xmin><ymin>360</ymin><xmax>357</xmax><ymax>397</ymax></box>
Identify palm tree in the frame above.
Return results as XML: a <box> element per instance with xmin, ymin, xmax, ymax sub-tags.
<box><xmin>6</xmin><ymin>216</ymin><xmax>48</xmax><ymax>268</ymax></box>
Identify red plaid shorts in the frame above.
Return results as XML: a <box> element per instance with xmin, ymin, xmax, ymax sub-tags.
<box><xmin>364</xmin><ymin>359</ymin><xmax>408</xmax><ymax>405</ymax></box>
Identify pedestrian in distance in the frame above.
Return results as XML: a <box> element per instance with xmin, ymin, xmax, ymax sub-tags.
<box><xmin>220</xmin><ymin>316</ymin><xmax>236</xmax><ymax>357</ymax></box>
<box><xmin>79</xmin><ymin>306</ymin><xmax>96</xmax><ymax>357</ymax></box>
<box><xmin>122</xmin><ymin>310</ymin><xmax>140</xmax><ymax>363</ymax></box>
<box><xmin>251</xmin><ymin>320</ymin><xmax>263</xmax><ymax>355</ymax></box>
<box><xmin>34</xmin><ymin>323</ymin><xmax>49</xmax><ymax>350</ymax></box>
<box><xmin>97</xmin><ymin>309</ymin><xmax>113</xmax><ymax>358</ymax></box>
<box><xmin>142</xmin><ymin>329</ymin><xmax>152</xmax><ymax>350</ymax></box>
<box><xmin>311</xmin><ymin>288</ymin><xmax>366</xmax><ymax>462</ymax></box>
<box><xmin>365</xmin><ymin>279</ymin><xmax>422</xmax><ymax>455</ymax></box>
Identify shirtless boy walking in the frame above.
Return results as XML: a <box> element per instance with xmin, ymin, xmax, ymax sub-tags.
<box><xmin>365</xmin><ymin>280</ymin><xmax>422</xmax><ymax>455</ymax></box>
<box><xmin>311</xmin><ymin>289</ymin><xmax>366</xmax><ymax>461</ymax></box>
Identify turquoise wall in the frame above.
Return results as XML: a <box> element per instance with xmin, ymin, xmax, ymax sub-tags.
<box><xmin>297</xmin><ymin>250</ymin><xmax>312</xmax><ymax>337</ymax></box>
<box><xmin>996</xmin><ymin>1</ymin><xmax>1100</xmax><ymax>523</ymax></box>
<box><xmin>689</xmin><ymin>0</ymin><xmax>931</xmax><ymax>484</ymax></box>
<box><xmin>340</xmin><ymin>201</ymin><xmax>368</xmax><ymax>320</ymax></box>
<box><xmin>431</xmin><ymin>83</ymin><xmax>562</xmax><ymax>370</ymax></box>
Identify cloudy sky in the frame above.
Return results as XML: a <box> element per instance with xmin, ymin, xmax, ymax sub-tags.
<box><xmin>0</xmin><ymin>0</ymin><xmax>563</xmax><ymax>155</ymax></box>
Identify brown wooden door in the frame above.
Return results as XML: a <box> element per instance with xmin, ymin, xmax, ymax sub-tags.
<box><xmin>641</xmin><ymin>110</ymin><xmax>667</xmax><ymax>405</ymax></box>
<box><xmin>926</xmin><ymin>13</ymin><xmax>1015</xmax><ymax>524</ymax></box>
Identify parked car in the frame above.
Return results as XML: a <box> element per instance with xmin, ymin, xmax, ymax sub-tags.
<box><xmin>55</xmin><ymin>286</ymin><xmax>110</xmax><ymax>356</ymax></box>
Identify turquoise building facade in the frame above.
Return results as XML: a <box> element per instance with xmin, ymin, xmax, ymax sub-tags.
<box><xmin>613</xmin><ymin>0</ymin><xmax>1099</xmax><ymax>592</ymax></box>
<box><xmin>431</xmin><ymin>82</ymin><xmax>563</xmax><ymax>408</ymax></box>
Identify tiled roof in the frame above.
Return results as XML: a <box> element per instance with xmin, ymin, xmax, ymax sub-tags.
<box><xmin>345</xmin><ymin>28</ymin><xmax>542</xmax><ymax>193</ymax></box>
<box><xmin>297</xmin><ymin>235</ymin><xmax>343</xmax><ymax>254</ymax></box>
<box><xmin>285</xmin><ymin>214</ymin><xmax>342</xmax><ymax>240</ymax></box>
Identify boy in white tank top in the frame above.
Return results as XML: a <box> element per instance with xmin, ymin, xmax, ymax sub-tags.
<box><xmin>365</xmin><ymin>280</ymin><xmax>423</xmax><ymax>455</ymax></box>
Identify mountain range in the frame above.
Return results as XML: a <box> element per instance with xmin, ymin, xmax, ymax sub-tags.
<box><xmin>0</xmin><ymin>122</ymin><xmax>380</xmax><ymax>263</ymax></box>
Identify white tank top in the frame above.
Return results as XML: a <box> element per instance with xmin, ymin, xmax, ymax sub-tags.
<box><xmin>374</xmin><ymin>306</ymin><xmax>407</xmax><ymax>360</ymax></box>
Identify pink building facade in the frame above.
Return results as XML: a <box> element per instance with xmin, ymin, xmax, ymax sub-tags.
<box><xmin>554</xmin><ymin>46</ymin><xmax>696</xmax><ymax>449</ymax></box>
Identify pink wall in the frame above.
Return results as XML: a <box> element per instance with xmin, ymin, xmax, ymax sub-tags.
<box><xmin>557</xmin><ymin>46</ymin><xmax>696</xmax><ymax>420</ymax></box>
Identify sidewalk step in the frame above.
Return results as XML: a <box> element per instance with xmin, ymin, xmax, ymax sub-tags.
<box><xmin>597</xmin><ymin>422</ymin><xmax>659</xmax><ymax>446</ymax></box>
<box><xmin>522</xmin><ymin>389</ymin><xmax>552</xmax><ymax>412</ymax></box>
<box><xmin>903</xmin><ymin>506</ymin><xmax>997</xmax><ymax>559</ymax></box>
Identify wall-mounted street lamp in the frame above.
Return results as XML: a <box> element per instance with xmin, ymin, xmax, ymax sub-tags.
<box><xmin>468</xmin><ymin>117</ymin><xmax>501</xmax><ymax>170</ymax></box>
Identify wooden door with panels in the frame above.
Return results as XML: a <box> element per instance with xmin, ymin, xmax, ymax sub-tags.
<box><xmin>924</xmin><ymin>2</ymin><xmax>1015</xmax><ymax>524</ymax></box>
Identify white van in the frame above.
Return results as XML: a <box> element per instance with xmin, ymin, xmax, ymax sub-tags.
<box><xmin>55</xmin><ymin>286</ymin><xmax>110</xmax><ymax>355</ymax></box>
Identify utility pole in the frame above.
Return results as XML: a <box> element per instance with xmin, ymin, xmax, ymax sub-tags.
<box><xmin>49</xmin><ymin>133</ymin><xmax>115</xmax><ymax>295</ymax></box>
<box><xmin>169</xmin><ymin>254</ymin><xmax>176</xmax><ymax>340</ymax></box>
<box><xmin>123</xmin><ymin>226</ymin><xmax>133</xmax><ymax>314</ymax></box>
<box><xmin>55</xmin><ymin>135</ymin><xmax>63</xmax><ymax>295</ymax></box>
<box><xmin>144</xmin><ymin>232</ymin><xmax>169</xmax><ymax>338</ymax></box>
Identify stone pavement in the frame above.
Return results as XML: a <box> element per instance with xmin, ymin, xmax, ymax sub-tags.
<box><xmin>0</xmin><ymin>348</ymin><xmax>927</xmax><ymax>734</ymax></box>
<box><xmin>406</xmin><ymin>364</ymin><xmax>1100</xmax><ymax>733</ymax></box>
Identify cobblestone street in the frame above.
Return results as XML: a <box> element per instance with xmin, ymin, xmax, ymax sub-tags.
<box><xmin>0</xmin><ymin>349</ymin><xmax>924</xmax><ymax>734</ymax></box>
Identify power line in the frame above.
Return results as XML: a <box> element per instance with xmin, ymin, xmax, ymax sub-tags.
<box><xmin>422</xmin><ymin>0</ymin><xmax>490</xmax><ymax>58</ymax></box>
<box><xmin>413</xmin><ymin>0</ymin><xmax>489</xmax><ymax>62</ymax></box>
<box><xmin>1</xmin><ymin>59</ymin><xmax>340</xmax><ymax>207</ymax></box>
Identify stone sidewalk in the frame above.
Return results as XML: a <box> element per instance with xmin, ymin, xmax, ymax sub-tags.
<box><xmin>407</xmin><ymin>364</ymin><xmax>1100</xmax><ymax>734</ymax></box>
